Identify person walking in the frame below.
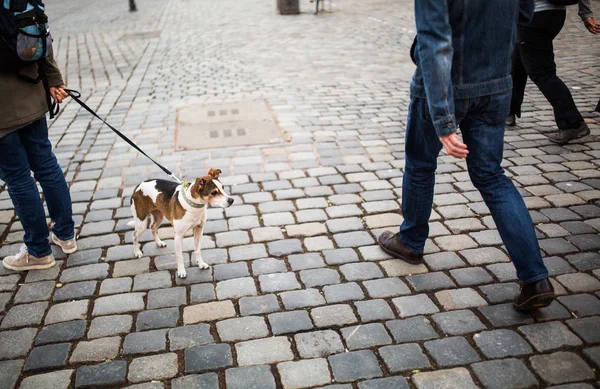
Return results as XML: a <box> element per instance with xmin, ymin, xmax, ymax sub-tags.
<box><xmin>506</xmin><ymin>0</ymin><xmax>598</xmax><ymax>144</ymax></box>
<box><xmin>0</xmin><ymin>27</ymin><xmax>77</xmax><ymax>269</ymax></box>
<box><xmin>377</xmin><ymin>0</ymin><xmax>555</xmax><ymax>311</ymax></box>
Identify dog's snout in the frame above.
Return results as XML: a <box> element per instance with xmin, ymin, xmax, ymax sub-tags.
<box><xmin>227</xmin><ymin>197</ymin><xmax>234</xmax><ymax>206</ymax></box>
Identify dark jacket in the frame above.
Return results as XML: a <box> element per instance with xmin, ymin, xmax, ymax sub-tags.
<box><xmin>0</xmin><ymin>47</ymin><xmax>64</xmax><ymax>137</ymax></box>
<box><xmin>410</xmin><ymin>0</ymin><xmax>535</xmax><ymax>137</ymax></box>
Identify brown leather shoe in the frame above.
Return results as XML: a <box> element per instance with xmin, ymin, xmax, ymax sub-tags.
<box><xmin>377</xmin><ymin>231</ymin><xmax>423</xmax><ymax>264</ymax></box>
<box><xmin>513</xmin><ymin>278</ymin><xmax>555</xmax><ymax>311</ymax></box>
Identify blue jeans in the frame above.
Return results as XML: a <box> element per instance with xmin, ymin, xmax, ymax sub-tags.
<box><xmin>400</xmin><ymin>92</ymin><xmax>548</xmax><ymax>284</ymax></box>
<box><xmin>0</xmin><ymin>117</ymin><xmax>74</xmax><ymax>257</ymax></box>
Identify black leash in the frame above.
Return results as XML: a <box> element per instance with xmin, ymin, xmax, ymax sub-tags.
<box><xmin>64</xmin><ymin>89</ymin><xmax>182</xmax><ymax>183</ymax></box>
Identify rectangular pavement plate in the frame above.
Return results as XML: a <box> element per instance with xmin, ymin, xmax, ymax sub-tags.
<box><xmin>175</xmin><ymin>101</ymin><xmax>285</xmax><ymax>150</ymax></box>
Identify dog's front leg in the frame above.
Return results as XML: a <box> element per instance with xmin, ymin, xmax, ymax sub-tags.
<box><xmin>174</xmin><ymin>234</ymin><xmax>187</xmax><ymax>278</ymax></box>
<box><xmin>194</xmin><ymin>224</ymin><xmax>209</xmax><ymax>270</ymax></box>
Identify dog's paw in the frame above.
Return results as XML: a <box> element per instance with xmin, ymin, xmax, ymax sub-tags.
<box><xmin>177</xmin><ymin>268</ymin><xmax>187</xmax><ymax>279</ymax></box>
<box><xmin>156</xmin><ymin>240</ymin><xmax>167</xmax><ymax>248</ymax></box>
<box><xmin>198</xmin><ymin>261</ymin><xmax>210</xmax><ymax>270</ymax></box>
<box><xmin>134</xmin><ymin>249</ymin><xmax>144</xmax><ymax>258</ymax></box>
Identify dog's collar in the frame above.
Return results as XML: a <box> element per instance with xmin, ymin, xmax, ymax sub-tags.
<box><xmin>181</xmin><ymin>182</ymin><xmax>206</xmax><ymax>209</ymax></box>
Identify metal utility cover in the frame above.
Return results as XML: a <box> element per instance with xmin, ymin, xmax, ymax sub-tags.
<box><xmin>175</xmin><ymin>101</ymin><xmax>284</xmax><ymax>150</ymax></box>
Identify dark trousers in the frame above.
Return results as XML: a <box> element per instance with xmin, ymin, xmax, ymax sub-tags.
<box><xmin>510</xmin><ymin>10</ymin><xmax>583</xmax><ymax>130</ymax></box>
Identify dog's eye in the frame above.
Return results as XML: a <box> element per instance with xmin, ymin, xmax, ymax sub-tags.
<box><xmin>211</xmin><ymin>191</ymin><xmax>219</xmax><ymax>196</ymax></box>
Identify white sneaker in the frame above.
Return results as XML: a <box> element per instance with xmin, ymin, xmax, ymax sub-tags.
<box><xmin>2</xmin><ymin>245</ymin><xmax>56</xmax><ymax>271</ymax></box>
<box><xmin>52</xmin><ymin>234</ymin><xmax>78</xmax><ymax>254</ymax></box>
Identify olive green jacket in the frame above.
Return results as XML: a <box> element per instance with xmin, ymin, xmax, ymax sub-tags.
<box><xmin>0</xmin><ymin>47</ymin><xmax>64</xmax><ymax>137</ymax></box>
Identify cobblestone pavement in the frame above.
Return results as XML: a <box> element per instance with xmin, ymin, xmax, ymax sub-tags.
<box><xmin>1</xmin><ymin>0</ymin><xmax>600</xmax><ymax>388</ymax></box>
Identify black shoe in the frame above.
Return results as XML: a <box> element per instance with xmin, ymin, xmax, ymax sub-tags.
<box><xmin>547</xmin><ymin>122</ymin><xmax>590</xmax><ymax>145</ymax></box>
<box><xmin>377</xmin><ymin>231</ymin><xmax>424</xmax><ymax>264</ymax></box>
<box><xmin>513</xmin><ymin>278</ymin><xmax>555</xmax><ymax>311</ymax></box>
<box><xmin>506</xmin><ymin>114</ymin><xmax>516</xmax><ymax>127</ymax></box>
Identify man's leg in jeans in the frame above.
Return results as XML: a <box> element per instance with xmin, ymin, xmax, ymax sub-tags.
<box><xmin>0</xmin><ymin>128</ymin><xmax>53</xmax><ymax>257</ymax></box>
<box><xmin>19</xmin><ymin>117</ymin><xmax>74</xmax><ymax>241</ymax></box>
<box><xmin>461</xmin><ymin>93</ymin><xmax>548</xmax><ymax>285</ymax></box>
<box><xmin>399</xmin><ymin>97</ymin><xmax>443</xmax><ymax>253</ymax></box>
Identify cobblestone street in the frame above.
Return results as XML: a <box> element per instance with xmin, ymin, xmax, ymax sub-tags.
<box><xmin>1</xmin><ymin>0</ymin><xmax>600</xmax><ymax>387</ymax></box>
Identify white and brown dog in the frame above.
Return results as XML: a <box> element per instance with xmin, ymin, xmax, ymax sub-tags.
<box><xmin>129</xmin><ymin>169</ymin><xmax>233</xmax><ymax>278</ymax></box>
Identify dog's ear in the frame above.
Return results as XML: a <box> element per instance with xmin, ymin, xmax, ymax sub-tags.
<box><xmin>207</xmin><ymin>168</ymin><xmax>222</xmax><ymax>179</ymax></box>
<box><xmin>190</xmin><ymin>177</ymin><xmax>207</xmax><ymax>199</ymax></box>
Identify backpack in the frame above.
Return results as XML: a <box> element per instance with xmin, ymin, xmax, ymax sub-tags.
<box><xmin>546</xmin><ymin>0</ymin><xmax>579</xmax><ymax>5</ymax></box>
<box><xmin>0</xmin><ymin>0</ymin><xmax>53</xmax><ymax>72</ymax></box>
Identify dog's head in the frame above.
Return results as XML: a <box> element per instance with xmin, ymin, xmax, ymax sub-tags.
<box><xmin>190</xmin><ymin>168</ymin><xmax>234</xmax><ymax>208</ymax></box>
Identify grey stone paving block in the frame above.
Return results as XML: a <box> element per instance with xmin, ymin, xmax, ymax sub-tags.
<box><xmin>583</xmin><ymin>346</ymin><xmax>600</xmax><ymax>368</ymax></box>
<box><xmin>518</xmin><ymin>321</ymin><xmax>582</xmax><ymax>352</ymax></box>
<box><xmin>471</xmin><ymin>358</ymin><xmax>538</xmax><ymax>389</ymax></box>
<box><xmin>54</xmin><ymin>280</ymin><xmax>97</xmax><ymax>301</ymax></box>
<box><xmin>407</xmin><ymin>272</ymin><xmax>456</xmax><ymax>292</ymax></box>
<box><xmin>45</xmin><ymin>299</ymin><xmax>89</xmax><ymax>325</ymax></box>
<box><xmin>88</xmin><ymin>315</ymin><xmax>132</xmax><ymax>339</ymax></box>
<box><xmin>136</xmin><ymin>307</ymin><xmax>179</xmax><ymax>331</ymax></box>
<box><xmin>267</xmin><ymin>239</ymin><xmax>303</xmax><ymax>256</ymax></box>
<box><xmin>93</xmin><ymin>292</ymin><xmax>145</xmax><ymax>316</ymax></box>
<box><xmin>216</xmin><ymin>231</ymin><xmax>250</xmax><ymax>248</ymax></box>
<box><xmin>60</xmin><ymin>263</ymin><xmax>109</xmax><ymax>283</ymax></box>
<box><xmin>478</xmin><ymin>303</ymin><xmax>534</xmax><ymax>327</ymax></box>
<box><xmin>450</xmin><ymin>267</ymin><xmax>494</xmax><ymax>286</ymax></box>
<box><xmin>75</xmin><ymin>361</ymin><xmax>126</xmax><ymax>388</ymax></box>
<box><xmin>358</xmin><ymin>377</ymin><xmax>410</xmax><ymax>389</ymax></box>
<box><xmin>311</xmin><ymin>304</ymin><xmax>358</xmax><ymax>328</ymax></box>
<box><xmin>329</xmin><ymin>350</ymin><xmax>382</xmax><ymax>382</ymax></box>
<box><xmin>355</xmin><ymin>299</ymin><xmax>395</xmax><ymax>322</ymax></box>
<box><xmin>473</xmin><ymin>329</ymin><xmax>533</xmax><ymax>359</ymax></box>
<box><xmin>358</xmin><ymin>245</ymin><xmax>392</xmax><ymax>261</ymax></box>
<box><xmin>300</xmin><ymin>268</ymin><xmax>340</xmax><ymax>288</ymax></box>
<box><xmin>288</xmin><ymin>253</ymin><xmax>325</xmax><ymax>270</ymax></box>
<box><xmin>169</xmin><ymin>323</ymin><xmax>214</xmax><ymax>351</ymax></box>
<box><xmin>225</xmin><ymin>365</ymin><xmax>276</xmax><ymax>389</ymax></box>
<box><xmin>567</xmin><ymin>233</ymin><xmax>600</xmax><ymax>251</ymax></box>
<box><xmin>251</xmin><ymin>258</ymin><xmax>286</xmax><ymax>275</ymax></box>
<box><xmin>229</xmin><ymin>244</ymin><xmax>267</xmax><ymax>261</ymax></box>
<box><xmin>341</xmin><ymin>323</ymin><xmax>392</xmax><ymax>350</ymax></box>
<box><xmin>24</xmin><ymin>343</ymin><xmax>70</xmax><ymax>372</ymax></box>
<box><xmin>431</xmin><ymin>310</ymin><xmax>486</xmax><ymax>335</ymax></box>
<box><xmin>460</xmin><ymin>247</ymin><xmax>508</xmax><ymax>265</ymax></box>
<box><xmin>70</xmin><ymin>336</ymin><xmax>121</xmax><ymax>363</ymax></box>
<box><xmin>0</xmin><ymin>360</ymin><xmax>23</xmax><ymax>389</ymax></box>
<box><xmin>565</xmin><ymin>252</ymin><xmax>600</xmax><ymax>271</ymax></box>
<box><xmin>183</xmin><ymin>300</ymin><xmax>236</xmax><ymax>324</ymax></box>
<box><xmin>20</xmin><ymin>369</ymin><xmax>73</xmax><ymax>389</ymax></box>
<box><xmin>0</xmin><ymin>328</ymin><xmax>37</xmax><ymax>358</ymax></box>
<box><xmin>259</xmin><ymin>272</ymin><xmax>300</xmax><ymax>293</ymax></box>
<box><xmin>277</xmin><ymin>358</ymin><xmax>331</xmax><ymax>389</ymax></box>
<box><xmin>530</xmin><ymin>300</ymin><xmax>572</xmax><ymax>322</ymax></box>
<box><xmin>386</xmin><ymin>316</ymin><xmax>439</xmax><ymax>343</ymax></box>
<box><xmin>435</xmin><ymin>288</ymin><xmax>488</xmax><ymax>310</ymax></box>
<box><xmin>190</xmin><ymin>284</ymin><xmax>215</xmax><ymax>304</ymax></box>
<box><xmin>323</xmin><ymin>248</ymin><xmax>359</xmax><ymax>265</ymax></box>
<box><xmin>147</xmin><ymin>287</ymin><xmax>186</xmax><ymax>309</ymax></box>
<box><xmin>99</xmin><ymin>278</ymin><xmax>132</xmax><ymax>296</ymax></box>
<box><xmin>133</xmin><ymin>271</ymin><xmax>171</xmax><ymax>291</ymax></box>
<box><xmin>556</xmin><ymin>273</ymin><xmax>600</xmax><ymax>293</ymax></box>
<box><xmin>557</xmin><ymin>294</ymin><xmax>600</xmax><ymax>317</ymax></box>
<box><xmin>295</xmin><ymin>329</ymin><xmax>344</xmax><ymax>358</ymax></box>
<box><xmin>326</xmin><ymin>217</ymin><xmax>364</xmax><ymax>233</ymax></box>
<box><xmin>424</xmin><ymin>336</ymin><xmax>481</xmax><ymax>367</ymax></box>
<box><xmin>217</xmin><ymin>316</ymin><xmax>268</xmax><ymax>342</ymax></box>
<box><xmin>280</xmin><ymin>288</ymin><xmax>325</xmax><ymax>309</ymax></box>
<box><xmin>566</xmin><ymin>317</ymin><xmax>600</xmax><ymax>343</ymax></box>
<box><xmin>35</xmin><ymin>320</ymin><xmax>86</xmax><ymax>345</ymax></box>
<box><xmin>380</xmin><ymin>259</ymin><xmax>428</xmax><ymax>276</ymax></box>
<box><xmin>251</xmin><ymin>227</ymin><xmax>284</xmax><ymax>243</ymax></box>
<box><xmin>269</xmin><ymin>310</ymin><xmax>313</xmax><ymax>335</ymax></box>
<box><xmin>216</xmin><ymin>277</ymin><xmax>257</xmax><ymax>300</ymax></box>
<box><xmin>363</xmin><ymin>277</ymin><xmax>410</xmax><ymax>298</ymax></box>
<box><xmin>479</xmin><ymin>282</ymin><xmax>521</xmax><ymax>304</ymax></box>
<box><xmin>1</xmin><ymin>302</ymin><xmax>48</xmax><ymax>328</ymax></box>
<box><xmin>412</xmin><ymin>367</ymin><xmax>478</xmax><ymax>389</ymax></box>
<box><xmin>123</xmin><ymin>329</ymin><xmax>167</xmax><ymax>355</ymax></box>
<box><xmin>379</xmin><ymin>343</ymin><xmax>430</xmax><ymax>373</ymax></box>
<box><xmin>236</xmin><ymin>336</ymin><xmax>294</xmax><ymax>366</ymax></box>
<box><xmin>530</xmin><ymin>352</ymin><xmax>595</xmax><ymax>385</ymax></box>
<box><xmin>24</xmin><ymin>261</ymin><xmax>62</xmax><ymax>283</ymax></box>
<box><xmin>14</xmin><ymin>281</ymin><xmax>55</xmax><ymax>304</ymax></box>
<box><xmin>339</xmin><ymin>262</ymin><xmax>383</xmax><ymax>281</ymax></box>
<box><xmin>185</xmin><ymin>343</ymin><xmax>233</xmax><ymax>373</ymax></box>
<box><xmin>543</xmin><ymin>256</ymin><xmax>576</xmax><ymax>276</ymax></box>
<box><xmin>128</xmin><ymin>353</ymin><xmax>178</xmax><ymax>383</ymax></box>
<box><xmin>323</xmin><ymin>282</ymin><xmax>365</xmax><ymax>303</ymax></box>
<box><xmin>392</xmin><ymin>294</ymin><xmax>439</xmax><ymax>317</ymax></box>
<box><xmin>239</xmin><ymin>294</ymin><xmax>280</xmax><ymax>316</ymax></box>
<box><xmin>334</xmin><ymin>231</ymin><xmax>374</xmax><ymax>248</ymax></box>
